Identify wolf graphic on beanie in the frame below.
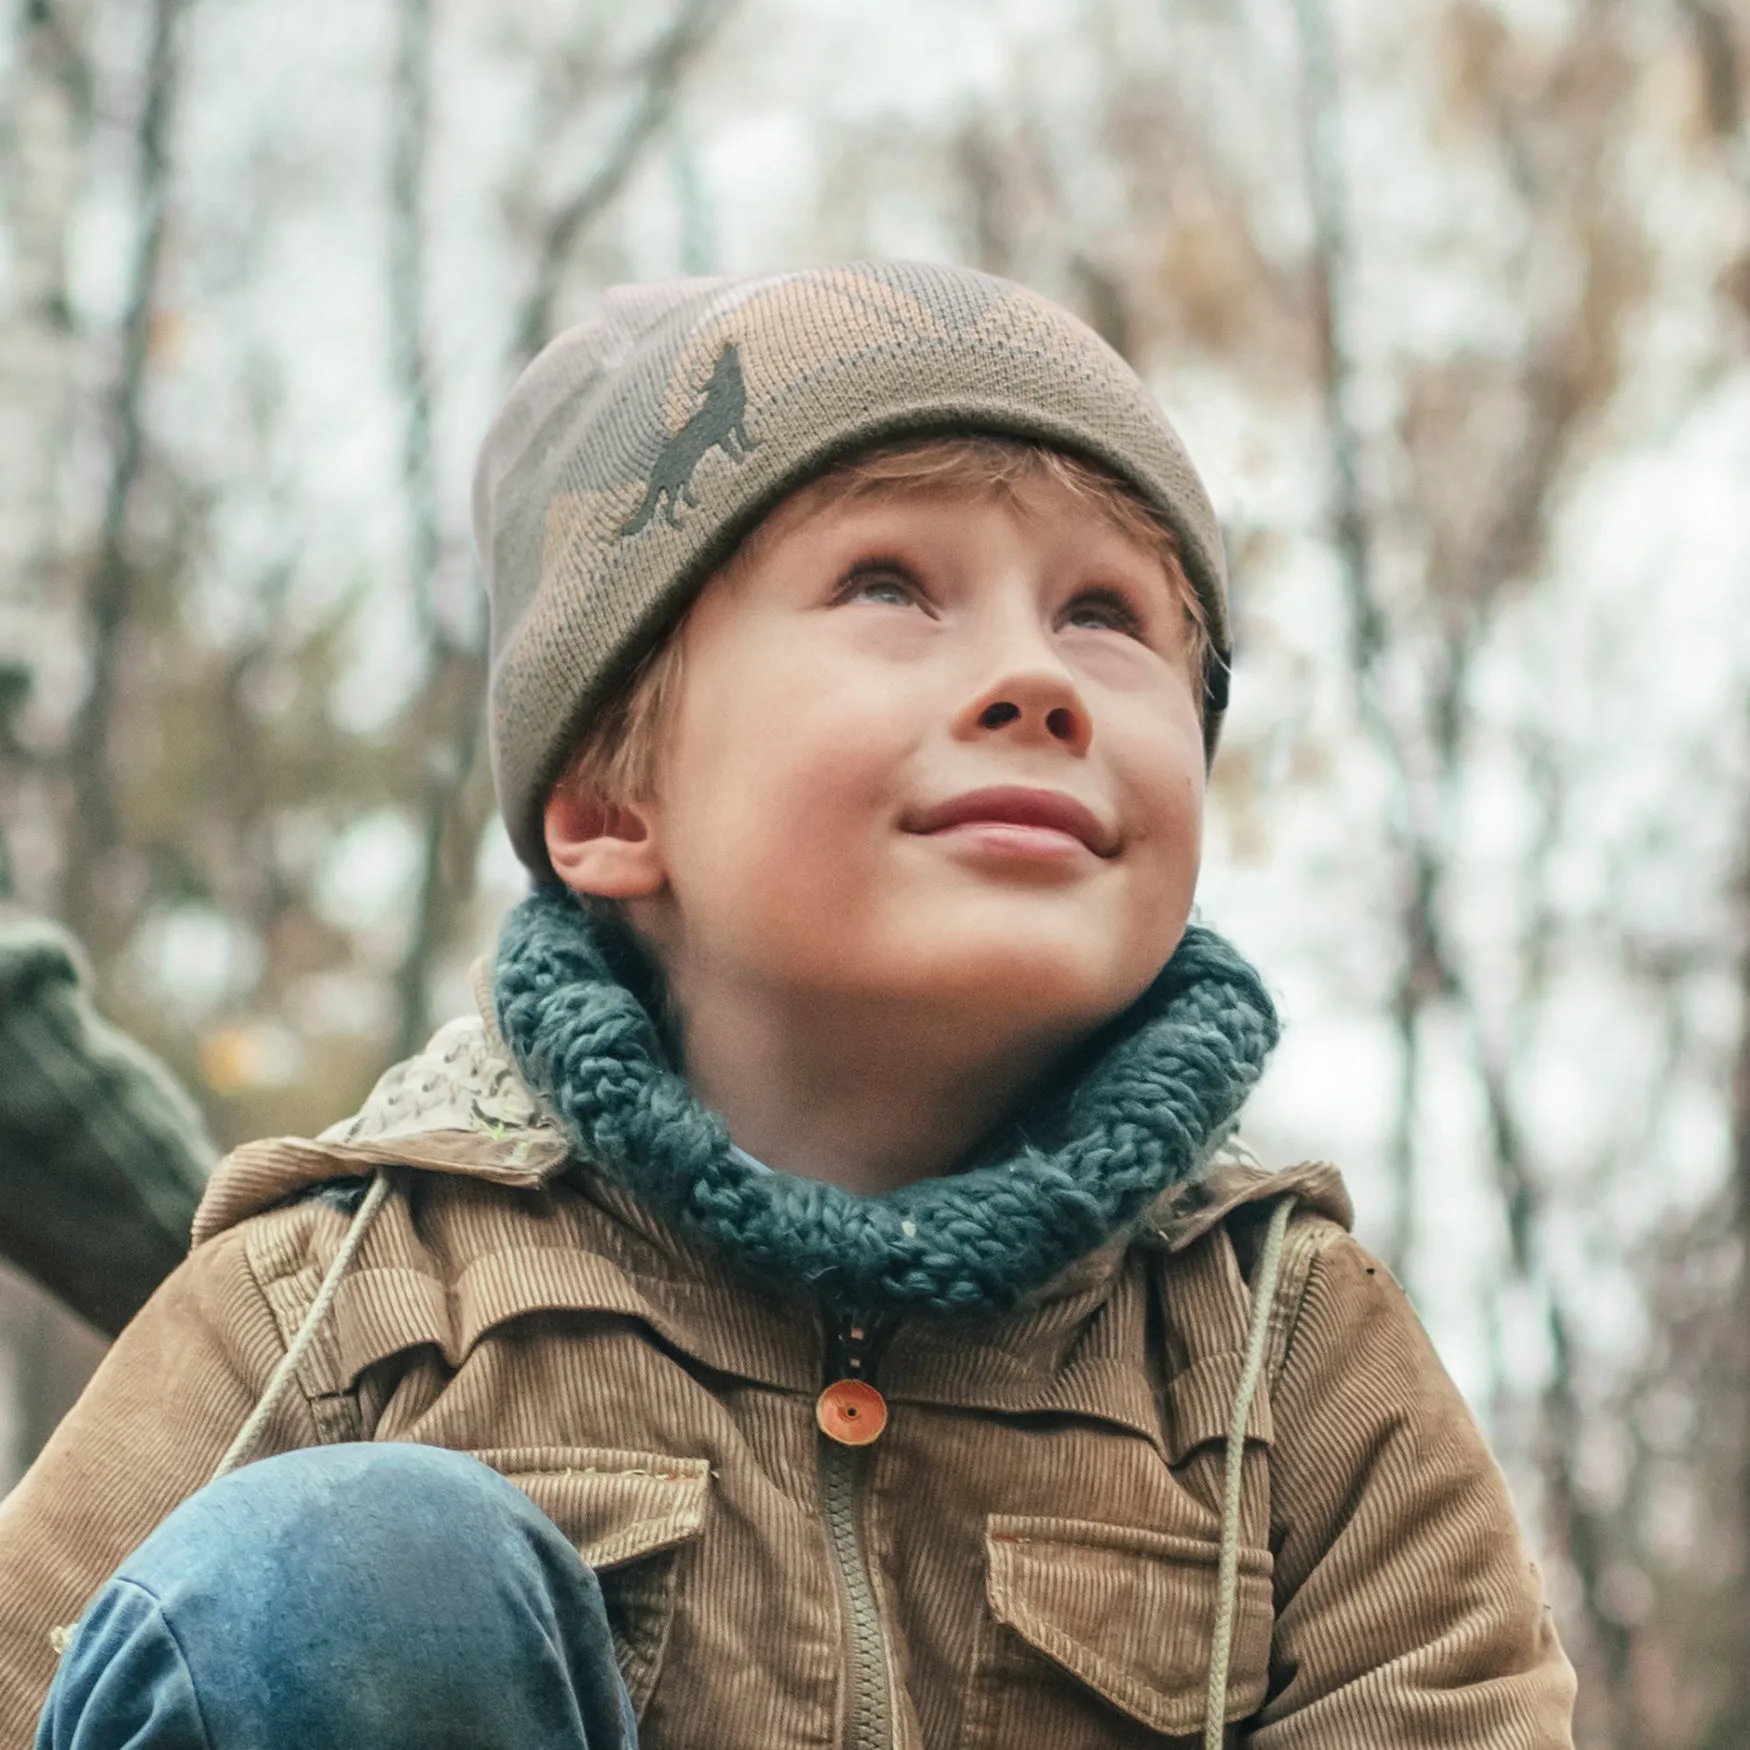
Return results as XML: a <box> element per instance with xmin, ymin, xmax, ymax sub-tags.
<box><xmin>620</xmin><ymin>341</ymin><xmax>757</xmax><ymax>536</ymax></box>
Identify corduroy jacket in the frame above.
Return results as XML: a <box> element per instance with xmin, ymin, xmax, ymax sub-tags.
<box><xmin>0</xmin><ymin>1013</ymin><xmax>1576</xmax><ymax>1748</ymax></box>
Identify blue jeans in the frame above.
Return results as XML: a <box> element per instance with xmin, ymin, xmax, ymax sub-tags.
<box><xmin>37</xmin><ymin>1444</ymin><xmax>637</xmax><ymax>1750</ymax></box>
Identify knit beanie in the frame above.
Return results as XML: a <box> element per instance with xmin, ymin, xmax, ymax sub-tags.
<box><xmin>472</xmin><ymin>260</ymin><xmax>1231</xmax><ymax>875</ymax></box>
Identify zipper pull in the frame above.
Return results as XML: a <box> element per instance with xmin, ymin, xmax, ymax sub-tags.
<box><xmin>817</xmin><ymin>1311</ymin><xmax>889</xmax><ymax>1446</ymax></box>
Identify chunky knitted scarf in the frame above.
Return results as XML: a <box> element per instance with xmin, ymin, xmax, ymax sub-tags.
<box><xmin>494</xmin><ymin>886</ymin><xmax>1278</xmax><ymax>1314</ymax></box>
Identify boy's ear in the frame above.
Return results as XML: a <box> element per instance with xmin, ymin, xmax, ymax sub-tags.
<box><xmin>543</xmin><ymin>787</ymin><xmax>666</xmax><ymax>899</ymax></box>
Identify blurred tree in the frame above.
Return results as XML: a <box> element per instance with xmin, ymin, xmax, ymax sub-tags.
<box><xmin>0</xmin><ymin>0</ymin><xmax>734</xmax><ymax>1496</ymax></box>
<box><xmin>0</xmin><ymin>0</ymin><xmax>89</xmax><ymax>616</ymax></box>
<box><xmin>387</xmin><ymin>0</ymin><xmax>729</xmax><ymax>1062</ymax></box>
<box><xmin>1292</xmin><ymin>3</ymin><xmax>1653</xmax><ymax>1737</ymax></box>
<box><xmin>60</xmin><ymin>0</ymin><xmax>186</xmax><ymax>958</ymax></box>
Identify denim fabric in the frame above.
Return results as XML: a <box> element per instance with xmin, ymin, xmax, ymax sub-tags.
<box><xmin>36</xmin><ymin>1444</ymin><xmax>637</xmax><ymax>1750</ymax></box>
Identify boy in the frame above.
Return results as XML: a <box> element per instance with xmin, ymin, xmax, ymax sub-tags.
<box><xmin>0</xmin><ymin>263</ymin><xmax>1575</xmax><ymax>1748</ymax></box>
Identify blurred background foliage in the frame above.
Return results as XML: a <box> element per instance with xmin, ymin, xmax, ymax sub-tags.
<box><xmin>1</xmin><ymin>0</ymin><xmax>1749</xmax><ymax>1742</ymax></box>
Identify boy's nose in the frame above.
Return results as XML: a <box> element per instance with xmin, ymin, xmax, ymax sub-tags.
<box><xmin>956</xmin><ymin>671</ymin><xmax>1093</xmax><ymax>756</ymax></box>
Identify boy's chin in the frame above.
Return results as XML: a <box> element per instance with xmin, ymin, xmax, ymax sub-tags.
<box><xmin>869</xmin><ymin>935</ymin><xmax>1168</xmax><ymax>1030</ymax></box>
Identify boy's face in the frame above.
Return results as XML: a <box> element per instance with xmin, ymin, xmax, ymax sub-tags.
<box><xmin>553</xmin><ymin>473</ymin><xmax>1207</xmax><ymax>1043</ymax></box>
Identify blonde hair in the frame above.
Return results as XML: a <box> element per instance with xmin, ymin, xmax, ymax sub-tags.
<box><xmin>558</xmin><ymin>434</ymin><xmax>1208</xmax><ymax>808</ymax></box>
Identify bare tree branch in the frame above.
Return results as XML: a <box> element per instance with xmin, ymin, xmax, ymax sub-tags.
<box><xmin>1289</xmin><ymin>0</ymin><xmax>1428</xmax><ymax>1280</ymax></box>
<box><xmin>390</xmin><ymin>657</ymin><xmax>490</xmax><ymax>1060</ymax></box>
<box><xmin>387</xmin><ymin>0</ymin><xmax>734</xmax><ymax>1059</ymax></box>
<box><xmin>13</xmin><ymin>0</ymin><xmax>95</xmax><ymax>118</ymax></box>
<box><xmin>387</xmin><ymin>0</ymin><xmax>444</xmax><ymax>1057</ymax></box>
<box><xmin>389</xmin><ymin>0</ymin><xmax>440</xmax><ymax>645</ymax></box>
<box><xmin>1719</xmin><ymin>766</ymin><xmax>1750</xmax><ymax>1731</ymax></box>
<box><xmin>1292</xmin><ymin>10</ymin><xmax>1653</xmax><ymax>1729</ymax></box>
<box><xmin>1682</xmin><ymin>0</ymin><xmax>1744</xmax><ymax>149</ymax></box>
<box><xmin>1461</xmin><ymin>986</ymin><xmax>1643</xmax><ymax>1743</ymax></box>
<box><xmin>514</xmin><ymin>0</ymin><xmax>726</xmax><ymax>362</ymax></box>
<box><xmin>1289</xmin><ymin>0</ymin><xmax>1384</xmax><ymax>682</ymax></box>
<box><xmin>61</xmin><ymin>0</ymin><xmax>187</xmax><ymax>945</ymax></box>
<box><xmin>384</xmin><ymin>0</ymin><xmax>488</xmax><ymax>1060</ymax></box>
<box><xmin>0</xmin><ymin>0</ymin><xmax>94</xmax><ymax>808</ymax></box>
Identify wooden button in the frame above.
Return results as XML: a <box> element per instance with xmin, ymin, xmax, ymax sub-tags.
<box><xmin>816</xmin><ymin>1379</ymin><xmax>888</xmax><ymax>1446</ymax></box>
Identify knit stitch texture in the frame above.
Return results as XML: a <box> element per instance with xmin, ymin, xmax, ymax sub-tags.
<box><xmin>494</xmin><ymin>887</ymin><xmax>1279</xmax><ymax>1313</ymax></box>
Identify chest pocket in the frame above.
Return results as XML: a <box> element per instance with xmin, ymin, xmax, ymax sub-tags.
<box><xmin>962</xmin><ymin>1515</ymin><xmax>1272</xmax><ymax>1749</ymax></box>
<box><xmin>473</xmin><ymin>1446</ymin><xmax>711</xmax><ymax>1716</ymax></box>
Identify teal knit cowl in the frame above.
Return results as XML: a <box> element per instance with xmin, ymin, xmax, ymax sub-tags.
<box><xmin>494</xmin><ymin>886</ymin><xmax>1278</xmax><ymax>1315</ymax></box>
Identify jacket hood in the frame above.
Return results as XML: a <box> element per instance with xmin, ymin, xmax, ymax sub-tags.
<box><xmin>191</xmin><ymin>978</ymin><xmax>566</xmax><ymax>1247</ymax></box>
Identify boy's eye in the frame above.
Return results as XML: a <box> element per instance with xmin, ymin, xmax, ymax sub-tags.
<box><xmin>857</xmin><ymin>578</ymin><xmax>913</xmax><ymax>607</ymax></box>
<box><xmin>1061</xmin><ymin>589</ymin><xmax>1145</xmax><ymax>637</ymax></box>
<box><xmin>837</xmin><ymin>562</ymin><xmax>925</xmax><ymax>610</ymax></box>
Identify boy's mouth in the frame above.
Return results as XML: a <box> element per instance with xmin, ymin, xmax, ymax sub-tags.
<box><xmin>903</xmin><ymin>786</ymin><xmax>1119</xmax><ymax>857</ymax></box>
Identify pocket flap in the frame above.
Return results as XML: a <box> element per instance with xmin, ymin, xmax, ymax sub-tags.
<box><xmin>1163</xmin><ymin>1351</ymin><xmax>1274</xmax><ymax>1463</ymax></box>
<box><xmin>474</xmin><ymin>1446</ymin><xmax>711</xmax><ymax>1569</ymax></box>
<box><xmin>985</xmin><ymin>1514</ymin><xmax>1272</xmax><ymax>1735</ymax></box>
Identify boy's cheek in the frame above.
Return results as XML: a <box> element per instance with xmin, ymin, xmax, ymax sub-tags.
<box><xmin>688</xmin><ymin>719</ymin><xmax>911</xmax><ymax>859</ymax></box>
<box><xmin>666</xmin><ymin>786</ymin><xmax>890</xmax><ymax>929</ymax></box>
<box><xmin>677</xmin><ymin>660</ymin><xmax>918</xmax><ymax>797</ymax></box>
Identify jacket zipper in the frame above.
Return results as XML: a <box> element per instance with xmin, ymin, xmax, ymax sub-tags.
<box><xmin>819</xmin><ymin>1310</ymin><xmax>895</xmax><ymax>1750</ymax></box>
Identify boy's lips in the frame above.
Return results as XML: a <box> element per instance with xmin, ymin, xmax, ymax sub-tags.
<box><xmin>904</xmin><ymin>786</ymin><xmax>1120</xmax><ymax>857</ymax></box>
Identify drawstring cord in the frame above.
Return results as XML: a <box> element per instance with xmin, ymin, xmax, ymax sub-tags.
<box><xmin>210</xmin><ymin>1169</ymin><xmax>393</xmax><ymax>1483</ymax></box>
<box><xmin>1203</xmin><ymin>1194</ymin><xmax>1295</xmax><ymax>1750</ymax></box>
<box><xmin>54</xmin><ymin>1170</ymin><xmax>393</xmax><ymax>1656</ymax></box>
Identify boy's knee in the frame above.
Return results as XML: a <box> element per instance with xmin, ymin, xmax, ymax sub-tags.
<box><xmin>125</xmin><ymin>1443</ymin><xmax>551</xmax><ymax>1583</ymax></box>
<box><xmin>114</xmin><ymin>1444</ymin><xmax>580</xmax><ymax>1630</ymax></box>
<box><xmin>45</xmin><ymin>1444</ymin><xmax>631</xmax><ymax>1750</ymax></box>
